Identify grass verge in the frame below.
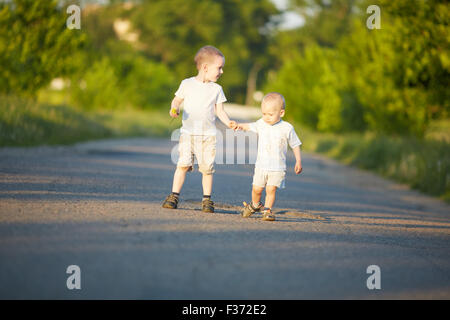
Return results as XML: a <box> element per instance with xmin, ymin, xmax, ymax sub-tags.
<box><xmin>298</xmin><ymin>127</ymin><xmax>450</xmax><ymax>203</ymax></box>
<box><xmin>0</xmin><ymin>95</ymin><xmax>180</xmax><ymax>147</ymax></box>
<box><xmin>2</xmin><ymin>95</ymin><xmax>449</xmax><ymax>203</ymax></box>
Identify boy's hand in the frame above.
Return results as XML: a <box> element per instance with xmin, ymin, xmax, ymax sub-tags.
<box><xmin>294</xmin><ymin>161</ymin><xmax>302</xmax><ymax>174</ymax></box>
<box><xmin>170</xmin><ymin>107</ymin><xmax>179</xmax><ymax>118</ymax></box>
<box><xmin>229</xmin><ymin>120</ymin><xmax>238</xmax><ymax>131</ymax></box>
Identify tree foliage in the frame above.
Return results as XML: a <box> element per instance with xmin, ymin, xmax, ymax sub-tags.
<box><xmin>128</xmin><ymin>0</ymin><xmax>278</xmax><ymax>103</ymax></box>
<box><xmin>0</xmin><ymin>0</ymin><xmax>86</xmax><ymax>97</ymax></box>
<box><xmin>2</xmin><ymin>0</ymin><xmax>447</xmax><ymax>133</ymax></box>
<box><xmin>266</xmin><ymin>0</ymin><xmax>449</xmax><ymax>136</ymax></box>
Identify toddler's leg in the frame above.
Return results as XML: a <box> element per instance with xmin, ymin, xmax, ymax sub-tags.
<box><xmin>264</xmin><ymin>185</ymin><xmax>277</xmax><ymax>209</ymax></box>
<box><xmin>261</xmin><ymin>185</ymin><xmax>277</xmax><ymax>221</ymax></box>
<box><xmin>252</xmin><ymin>185</ymin><xmax>264</xmax><ymax>207</ymax></box>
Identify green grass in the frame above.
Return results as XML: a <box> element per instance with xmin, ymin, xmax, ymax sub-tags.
<box><xmin>0</xmin><ymin>95</ymin><xmax>180</xmax><ymax>147</ymax></box>
<box><xmin>297</xmin><ymin>126</ymin><xmax>450</xmax><ymax>203</ymax></box>
<box><xmin>2</xmin><ymin>94</ymin><xmax>449</xmax><ymax>203</ymax></box>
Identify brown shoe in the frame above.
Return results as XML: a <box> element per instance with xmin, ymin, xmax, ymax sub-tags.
<box><xmin>162</xmin><ymin>193</ymin><xmax>178</xmax><ymax>209</ymax></box>
<box><xmin>202</xmin><ymin>198</ymin><xmax>214</xmax><ymax>213</ymax></box>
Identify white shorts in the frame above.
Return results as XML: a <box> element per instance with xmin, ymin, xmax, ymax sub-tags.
<box><xmin>252</xmin><ymin>168</ymin><xmax>286</xmax><ymax>189</ymax></box>
<box><xmin>177</xmin><ymin>133</ymin><xmax>216</xmax><ymax>175</ymax></box>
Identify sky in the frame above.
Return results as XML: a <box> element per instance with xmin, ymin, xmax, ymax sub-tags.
<box><xmin>59</xmin><ymin>0</ymin><xmax>305</xmax><ymax>31</ymax></box>
<box><xmin>271</xmin><ymin>0</ymin><xmax>305</xmax><ymax>29</ymax></box>
<box><xmin>74</xmin><ymin>0</ymin><xmax>305</xmax><ymax>30</ymax></box>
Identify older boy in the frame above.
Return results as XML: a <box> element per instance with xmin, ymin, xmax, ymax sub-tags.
<box><xmin>162</xmin><ymin>45</ymin><xmax>237</xmax><ymax>213</ymax></box>
<box><xmin>237</xmin><ymin>92</ymin><xmax>302</xmax><ymax>221</ymax></box>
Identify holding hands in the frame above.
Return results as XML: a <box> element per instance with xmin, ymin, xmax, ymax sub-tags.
<box><xmin>228</xmin><ymin>121</ymin><xmax>238</xmax><ymax>131</ymax></box>
<box><xmin>231</xmin><ymin>122</ymin><xmax>248</xmax><ymax>131</ymax></box>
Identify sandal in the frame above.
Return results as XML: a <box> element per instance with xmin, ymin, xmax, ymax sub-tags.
<box><xmin>261</xmin><ymin>208</ymin><xmax>275</xmax><ymax>221</ymax></box>
<box><xmin>242</xmin><ymin>201</ymin><xmax>263</xmax><ymax>218</ymax></box>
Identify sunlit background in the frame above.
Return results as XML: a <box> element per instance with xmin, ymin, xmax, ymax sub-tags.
<box><xmin>0</xmin><ymin>0</ymin><xmax>449</xmax><ymax>201</ymax></box>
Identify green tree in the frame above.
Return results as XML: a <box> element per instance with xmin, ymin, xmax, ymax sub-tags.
<box><xmin>128</xmin><ymin>0</ymin><xmax>278</xmax><ymax>104</ymax></box>
<box><xmin>377</xmin><ymin>0</ymin><xmax>450</xmax><ymax>120</ymax></box>
<box><xmin>266</xmin><ymin>45</ymin><xmax>344</xmax><ymax>132</ymax></box>
<box><xmin>70</xmin><ymin>57</ymin><xmax>124</xmax><ymax>110</ymax></box>
<box><xmin>0</xmin><ymin>0</ymin><xmax>86</xmax><ymax>97</ymax></box>
<box><xmin>289</xmin><ymin>0</ymin><xmax>356</xmax><ymax>48</ymax></box>
<box><xmin>339</xmin><ymin>0</ymin><xmax>449</xmax><ymax>135</ymax></box>
<box><xmin>267</xmin><ymin>0</ymin><xmax>449</xmax><ymax>136</ymax></box>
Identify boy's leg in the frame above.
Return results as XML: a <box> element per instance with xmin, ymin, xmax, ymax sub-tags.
<box><xmin>202</xmin><ymin>173</ymin><xmax>213</xmax><ymax>197</ymax></box>
<box><xmin>197</xmin><ymin>135</ymin><xmax>216</xmax><ymax>213</ymax></box>
<box><xmin>172</xmin><ymin>166</ymin><xmax>190</xmax><ymax>193</ymax></box>
<box><xmin>163</xmin><ymin>133</ymin><xmax>193</xmax><ymax>209</ymax></box>
<box><xmin>162</xmin><ymin>166</ymin><xmax>190</xmax><ymax>209</ymax></box>
<box><xmin>201</xmin><ymin>173</ymin><xmax>214</xmax><ymax>213</ymax></box>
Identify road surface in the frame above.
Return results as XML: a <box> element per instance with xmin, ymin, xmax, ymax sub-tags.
<box><xmin>0</xmin><ymin>117</ymin><xmax>449</xmax><ymax>299</ymax></box>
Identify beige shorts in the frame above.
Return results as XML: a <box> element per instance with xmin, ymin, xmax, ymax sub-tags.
<box><xmin>177</xmin><ymin>133</ymin><xmax>216</xmax><ymax>175</ymax></box>
<box><xmin>252</xmin><ymin>168</ymin><xmax>286</xmax><ymax>189</ymax></box>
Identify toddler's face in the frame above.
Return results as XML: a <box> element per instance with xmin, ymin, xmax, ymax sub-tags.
<box><xmin>205</xmin><ymin>56</ymin><xmax>224</xmax><ymax>82</ymax></box>
<box><xmin>261</xmin><ymin>101</ymin><xmax>284</xmax><ymax>125</ymax></box>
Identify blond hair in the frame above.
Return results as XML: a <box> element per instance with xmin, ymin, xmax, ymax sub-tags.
<box><xmin>194</xmin><ymin>45</ymin><xmax>224</xmax><ymax>70</ymax></box>
<box><xmin>262</xmin><ymin>92</ymin><xmax>286</xmax><ymax>110</ymax></box>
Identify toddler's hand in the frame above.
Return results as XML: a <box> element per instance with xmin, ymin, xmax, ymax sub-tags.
<box><xmin>294</xmin><ymin>161</ymin><xmax>302</xmax><ymax>174</ymax></box>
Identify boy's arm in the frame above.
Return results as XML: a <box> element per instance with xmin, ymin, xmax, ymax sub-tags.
<box><xmin>170</xmin><ymin>96</ymin><xmax>184</xmax><ymax>117</ymax></box>
<box><xmin>215</xmin><ymin>102</ymin><xmax>237</xmax><ymax>129</ymax></box>
<box><xmin>292</xmin><ymin>145</ymin><xmax>302</xmax><ymax>174</ymax></box>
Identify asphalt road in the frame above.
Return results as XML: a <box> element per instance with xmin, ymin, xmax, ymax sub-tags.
<box><xmin>1</xmin><ymin>123</ymin><xmax>449</xmax><ymax>299</ymax></box>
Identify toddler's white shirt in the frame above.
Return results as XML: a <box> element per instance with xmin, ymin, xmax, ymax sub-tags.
<box><xmin>175</xmin><ymin>77</ymin><xmax>227</xmax><ymax>136</ymax></box>
<box><xmin>249</xmin><ymin>119</ymin><xmax>302</xmax><ymax>171</ymax></box>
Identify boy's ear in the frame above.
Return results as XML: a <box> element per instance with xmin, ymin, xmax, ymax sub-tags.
<box><xmin>280</xmin><ymin>109</ymin><xmax>285</xmax><ymax>117</ymax></box>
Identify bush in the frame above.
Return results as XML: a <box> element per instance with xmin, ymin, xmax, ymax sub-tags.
<box><xmin>69</xmin><ymin>54</ymin><xmax>176</xmax><ymax>111</ymax></box>
<box><xmin>119</xmin><ymin>56</ymin><xmax>176</xmax><ymax>109</ymax></box>
<box><xmin>300</xmin><ymin>127</ymin><xmax>450</xmax><ymax>202</ymax></box>
<box><xmin>70</xmin><ymin>57</ymin><xmax>124</xmax><ymax>110</ymax></box>
<box><xmin>266</xmin><ymin>45</ymin><xmax>344</xmax><ymax>132</ymax></box>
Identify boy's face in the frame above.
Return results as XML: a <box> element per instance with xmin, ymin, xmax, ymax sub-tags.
<box><xmin>261</xmin><ymin>100</ymin><xmax>285</xmax><ymax>125</ymax></box>
<box><xmin>204</xmin><ymin>56</ymin><xmax>224</xmax><ymax>82</ymax></box>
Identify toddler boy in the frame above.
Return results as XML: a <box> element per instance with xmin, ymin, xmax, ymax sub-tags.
<box><xmin>237</xmin><ymin>92</ymin><xmax>302</xmax><ymax>221</ymax></box>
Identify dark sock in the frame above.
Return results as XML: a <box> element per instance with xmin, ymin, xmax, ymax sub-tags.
<box><xmin>171</xmin><ymin>192</ymin><xmax>180</xmax><ymax>198</ymax></box>
<box><xmin>203</xmin><ymin>195</ymin><xmax>211</xmax><ymax>201</ymax></box>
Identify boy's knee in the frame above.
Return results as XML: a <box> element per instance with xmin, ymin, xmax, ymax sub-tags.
<box><xmin>199</xmin><ymin>164</ymin><xmax>215</xmax><ymax>175</ymax></box>
<box><xmin>177</xmin><ymin>166</ymin><xmax>192</xmax><ymax>172</ymax></box>
<box><xmin>266</xmin><ymin>185</ymin><xmax>277</xmax><ymax>194</ymax></box>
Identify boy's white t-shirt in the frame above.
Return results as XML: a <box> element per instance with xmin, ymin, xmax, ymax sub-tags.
<box><xmin>175</xmin><ymin>77</ymin><xmax>227</xmax><ymax>136</ymax></box>
<box><xmin>249</xmin><ymin>119</ymin><xmax>302</xmax><ymax>171</ymax></box>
